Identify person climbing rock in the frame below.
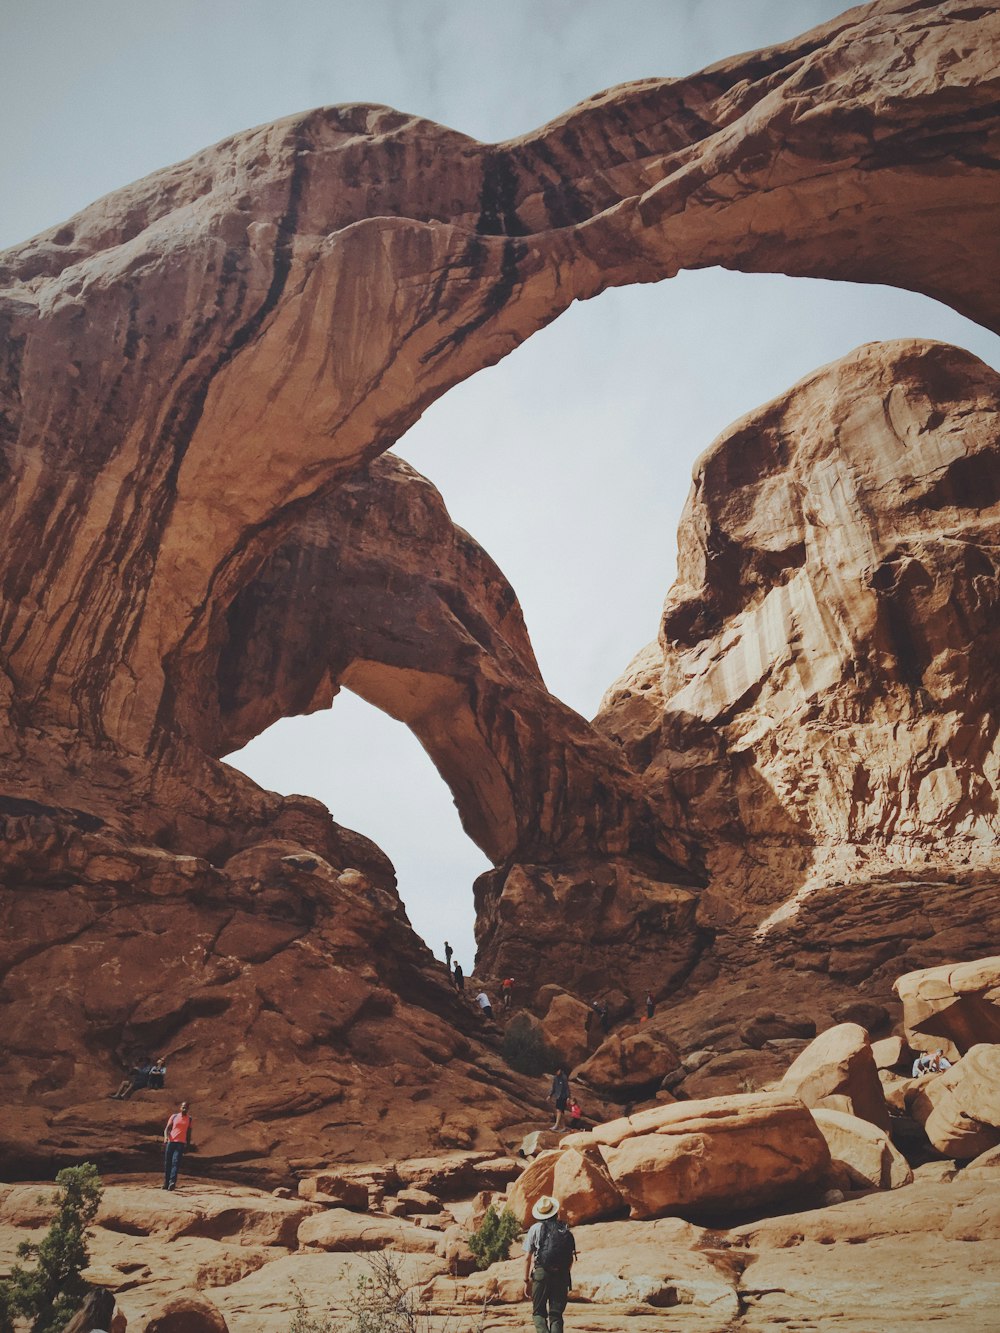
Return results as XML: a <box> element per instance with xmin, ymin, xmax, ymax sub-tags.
<box><xmin>162</xmin><ymin>1100</ymin><xmax>194</xmax><ymax>1191</ymax></box>
<box><xmin>549</xmin><ymin>1065</ymin><xmax>570</xmax><ymax>1131</ymax></box>
<box><xmin>453</xmin><ymin>961</ymin><xmax>465</xmax><ymax>992</ymax></box>
<box><xmin>523</xmin><ymin>1194</ymin><xmax>576</xmax><ymax>1333</ymax></box>
<box><xmin>475</xmin><ymin>989</ymin><xmax>494</xmax><ymax>1020</ymax></box>
<box><xmin>501</xmin><ymin>976</ymin><xmax>514</xmax><ymax>1010</ymax></box>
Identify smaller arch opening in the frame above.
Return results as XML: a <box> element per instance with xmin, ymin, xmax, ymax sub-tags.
<box><xmin>226</xmin><ymin>689</ymin><xmax>488</xmax><ymax>973</ymax></box>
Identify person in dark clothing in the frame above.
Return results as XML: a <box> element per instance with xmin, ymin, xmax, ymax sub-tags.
<box><xmin>110</xmin><ymin>1056</ymin><xmax>154</xmax><ymax>1100</ymax></box>
<box><xmin>591</xmin><ymin>999</ymin><xmax>609</xmax><ymax>1033</ymax></box>
<box><xmin>523</xmin><ymin>1194</ymin><xmax>576</xmax><ymax>1333</ymax></box>
<box><xmin>444</xmin><ymin>941</ymin><xmax>453</xmax><ymax>971</ymax></box>
<box><xmin>453</xmin><ymin>961</ymin><xmax>465</xmax><ymax>992</ymax></box>
<box><xmin>645</xmin><ymin>991</ymin><xmax>655</xmax><ymax>1020</ymax></box>
<box><xmin>549</xmin><ymin>1065</ymin><xmax>570</xmax><ymax>1131</ymax></box>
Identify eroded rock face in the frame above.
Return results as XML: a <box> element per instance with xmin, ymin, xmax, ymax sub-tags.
<box><xmin>1</xmin><ymin>0</ymin><xmax>999</xmax><ymax>1165</ymax></box>
<box><xmin>597</xmin><ymin>341</ymin><xmax>1000</xmax><ymax>921</ymax></box>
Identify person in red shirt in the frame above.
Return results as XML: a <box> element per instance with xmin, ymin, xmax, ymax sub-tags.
<box><xmin>162</xmin><ymin>1100</ymin><xmax>194</xmax><ymax>1191</ymax></box>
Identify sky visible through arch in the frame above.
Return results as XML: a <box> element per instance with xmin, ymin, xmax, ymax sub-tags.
<box><xmin>4</xmin><ymin>1</ymin><xmax>999</xmax><ymax>973</ymax></box>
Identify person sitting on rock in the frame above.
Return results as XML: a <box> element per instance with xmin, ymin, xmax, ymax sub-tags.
<box><xmin>110</xmin><ymin>1055</ymin><xmax>154</xmax><ymax>1100</ymax></box>
<box><xmin>148</xmin><ymin>1056</ymin><xmax>167</xmax><ymax>1089</ymax></box>
<box><xmin>523</xmin><ymin>1194</ymin><xmax>576</xmax><ymax>1333</ymax></box>
<box><xmin>567</xmin><ymin>1099</ymin><xmax>584</xmax><ymax>1129</ymax></box>
<box><xmin>928</xmin><ymin>1049</ymin><xmax>953</xmax><ymax>1072</ymax></box>
<box><xmin>911</xmin><ymin>1051</ymin><xmax>934</xmax><ymax>1078</ymax></box>
<box><xmin>475</xmin><ymin>990</ymin><xmax>494</xmax><ymax>1020</ymax></box>
<box><xmin>549</xmin><ymin>1065</ymin><xmax>570</xmax><ymax>1131</ymax></box>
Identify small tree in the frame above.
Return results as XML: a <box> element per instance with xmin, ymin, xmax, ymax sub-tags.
<box><xmin>501</xmin><ymin>1015</ymin><xmax>555</xmax><ymax>1077</ymax></box>
<box><xmin>467</xmin><ymin>1205</ymin><xmax>521</xmax><ymax>1270</ymax></box>
<box><xmin>0</xmin><ymin>1163</ymin><xmax>103</xmax><ymax>1333</ymax></box>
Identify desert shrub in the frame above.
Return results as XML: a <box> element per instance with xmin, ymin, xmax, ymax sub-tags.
<box><xmin>288</xmin><ymin>1283</ymin><xmax>336</xmax><ymax>1333</ymax></box>
<box><xmin>467</xmin><ymin>1205</ymin><xmax>521</xmax><ymax>1270</ymax></box>
<box><xmin>501</xmin><ymin>1014</ymin><xmax>556</xmax><ymax>1076</ymax></box>
<box><xmin>0</xmin><ymin>1162</ymin><xmax>102</xmax><ymax>1333</ymax></box>
<box><xmin>287</xmin><ymin>1250</ymin><xmax>487</xmax><ymax>1332</ymax></box>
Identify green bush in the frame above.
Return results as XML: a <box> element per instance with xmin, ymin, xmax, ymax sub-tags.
<box><xmin>467</xmin><ymin>1205</ymin><xmax>521</xmax><ymax>1270</ymax></box>
<box><xmin>0</xmin><ymin>1163</ymin><xmax>103</xmax><ymax>1333</ymax></box>
<box><xmin>501</xmin><ymin>1015</ymin><xmax>556</xmax><ymax>1077</ymax></box>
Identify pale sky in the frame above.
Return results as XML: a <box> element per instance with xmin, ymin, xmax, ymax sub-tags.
<box><xmin>4</xmin><ymin>1</ymin><xmax>999</xmax><ymax>971</ymax></box>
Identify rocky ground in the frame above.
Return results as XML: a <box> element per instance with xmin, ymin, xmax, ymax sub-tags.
<box><xmin>2</xmin><ymin>1148</ymin><xmax>999</xmax><ymax>1330</ymax></box>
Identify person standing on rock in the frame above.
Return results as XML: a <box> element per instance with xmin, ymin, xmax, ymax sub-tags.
<box><xmin>444</xmin><ymin>941</ymin><xmax>453</xmax><ymax>971</ymax></box>
<box><xmin>453</xmin><ymin>961</ymin><xmax>465</xmax><ymax>993</ymax></box>
<box><xmin>523</xmin><ymin>1194</ymin><xmax>576</xmax><ymax>1333</ymax></box>
<box><xmin>162</xmin><ymin>1100</ymin><xmax>194</xmax><ymax>1191</ymax></box>
<box><xmin>549</xmin><ymin>1065</ymin><xmax>570</xmax><ymax>1131</ymax></box>
<box><xmin>645</xmin><ymin>991</ymin><xmax>655</xmax><ymax>1020</ymax></box>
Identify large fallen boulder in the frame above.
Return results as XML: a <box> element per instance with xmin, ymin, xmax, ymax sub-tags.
<box><xmin>909</xmin><ymin>1044</ymin><xmax>1000</xmax><ymax>1159</ymax></box>
<box><xmin>811</xmin><ymin>1108</ymin><xmax>912</xmax><ymax>1191</ymax></box>
<box><xmin>602</xmin><ymin>1092</ymin><xmax>830</xmax><ymax>1220</ymax></box>
<box><xmin>538</xmin><ymin>990</ymin><xmax>597</xmax><ymax>1069</ymax></box>
<box><xmin>781</xmin><ymin>1024</ymin><xmax>889</xmax><ymax>1130</ymax></box>
<box><xmin>894</xmin><ymin>958</ymin><xmax>1000</xmax><ymax>1062</ymax></box>
<box><xmin>507</xmin><ymin>1144</ymin><xmax>625</xmax><ymax>1227</ymax></box>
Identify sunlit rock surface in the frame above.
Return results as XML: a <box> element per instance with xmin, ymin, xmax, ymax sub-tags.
<box><xmin>598</xmin><ymin>340</ymin><xmax>1000</xmax><ymax>924</ymax></box>
<box><xmin>0</xmin><ymin>0</ymin><xmax>998</xmax><ymax>1170</ymax></box>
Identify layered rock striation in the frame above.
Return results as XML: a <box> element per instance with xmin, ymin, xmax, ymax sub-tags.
<box><xmin>0</xmin><ymin>0</ymin><xmax>999</xmax><ymax>1165</ymax></box>
<box><xmin>598</xmin><ymin>340</ymin><xmax>1000</xmax><ymax>922</ymax></box>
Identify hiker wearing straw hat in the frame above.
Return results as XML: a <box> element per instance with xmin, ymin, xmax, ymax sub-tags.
<box><xmin>523</xmin><ymin>1194</ymin><xmax>577</xmax><ymax>1332</ymax></box>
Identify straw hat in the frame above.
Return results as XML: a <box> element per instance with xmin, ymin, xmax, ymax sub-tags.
<box><xmin>531</xmin><ymin>1195</ymin><xmax>560</xmax><ymax>1220</ymax></box>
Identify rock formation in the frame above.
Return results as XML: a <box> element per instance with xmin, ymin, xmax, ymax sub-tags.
<box><xmin>0</xmin><ymin>0</ymin><xmax>998</xmax><ymax>1176</ymax></box>
<box><xmin>597</xmin><ymin>339</ymin><xmax>1000</xmax><ymax>923</ymax></box>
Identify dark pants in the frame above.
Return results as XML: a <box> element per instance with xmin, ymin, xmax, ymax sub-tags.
<box><xmin>531</xmin><ymin>1265</ymin><xmax>569</xmax><ymax>1333</ymax></box>
<box><xmin>163</xmin><ymin>1141</ymin><xmax>185</xmax><ymax>1189</ymax></box>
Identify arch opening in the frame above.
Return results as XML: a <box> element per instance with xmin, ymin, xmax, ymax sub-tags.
<box><xmin>226</xmin><ymin>689</ymin><xmax>489</xmax><ymax>971</ymax></box>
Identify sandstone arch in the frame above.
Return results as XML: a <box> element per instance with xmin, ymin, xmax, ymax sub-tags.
<box><xmin>0</xmin><ymin>0</ymin><xmax>996</xmax><ymax>774</ymax></box>
<box><xmin>1</xmin><ymin>0</ymin><xmax>999</xmax><ymax>1165</ymax></box>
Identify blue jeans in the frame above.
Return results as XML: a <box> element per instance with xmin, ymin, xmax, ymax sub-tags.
<box><xmin>163</xmin><ymin>1141</ymin><xmax>185</xmax><ymax>1189</ymax></box>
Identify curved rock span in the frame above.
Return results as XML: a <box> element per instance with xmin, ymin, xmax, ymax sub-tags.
<box><xmin>0</xmin><ymin>0</ymin><xmax>999</xmax><ymax>1165</ymax></box>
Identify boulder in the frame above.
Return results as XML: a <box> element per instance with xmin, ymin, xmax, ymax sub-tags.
<box><xmin>393</xmin><ymin>1188</ymin><xmax>442</xmax><ymax>1216</ymax></box>
<box><xmin>831</xmin><ymin>1002</ymin><xmax>890</xmax><ymax>1034</ymax></box>
<box><xmin>520</xmin><ymin>1130</ymin><xmax>564</xmax><ymax>1158</ymax></box>
<box><xmin>297</xmin><ymin>1208</ymin><xmax>440</xmax><ymax>1254</ymax></box>
<box><xmin>910</xmin><ymin>1044</ymin><xmax>1000</xmax><ymax>1159</ymax></box>
<box><xmin>740</xmin><ymin>1013</ymin><xmax>816</xmax><ymax>1049</ymax></box>
<box><xmin>141</xmin><ymin>1294</ymin><xmax>228</xmax><ymax>1333</ymax></box>
<box><xmin>549</xmin><ymin>1146</ymin><xmax>626</xmax><ymax>1227</ymax></box>
<box><xmin>894</xmin><ymin>958</ymin><xmax>1000</xmax><ymax>1061</ymax></box>
<box><xmin>573</xmin><ymin>1029</ymin><xmax>681</xmax><ymax>1099</ymax></box>
<box><xmin>297</xmin><ymin>1172</ymin><xmax>369</xmax><ymax>1210</ymax></box>
<box><xmin>781</xmin><ymin>1024</ymin><xmax>889</xmax><ymax>1130</ymax></box>
<box><xmin>539</xmin><ymin>991</ymin><xmax>597</xmax><ymax>1069</ymax></box>
<box><xmin>962</xmin><ymin>1144</ymin><xmax>1000</xmax><ymax>1179</ymax></box>
<box><xmin>811</xmin><ymin>1108</ymin><xmax>912</xmax><ymax>1191</ymax></box>
<box><xmin>506</xmin><ymin>1153</ymin><xmax>559</xmax><ymax>1228</ymax></box>
<box><xmin>871</xmin><ymin>1036</ymin><xmax>907</xmax><ymax>1070</ymax></box>
<box><xmin>601</xmin><ymin>1092</ymin><xmax>831</xmax><ymax>1220</ymax></box>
